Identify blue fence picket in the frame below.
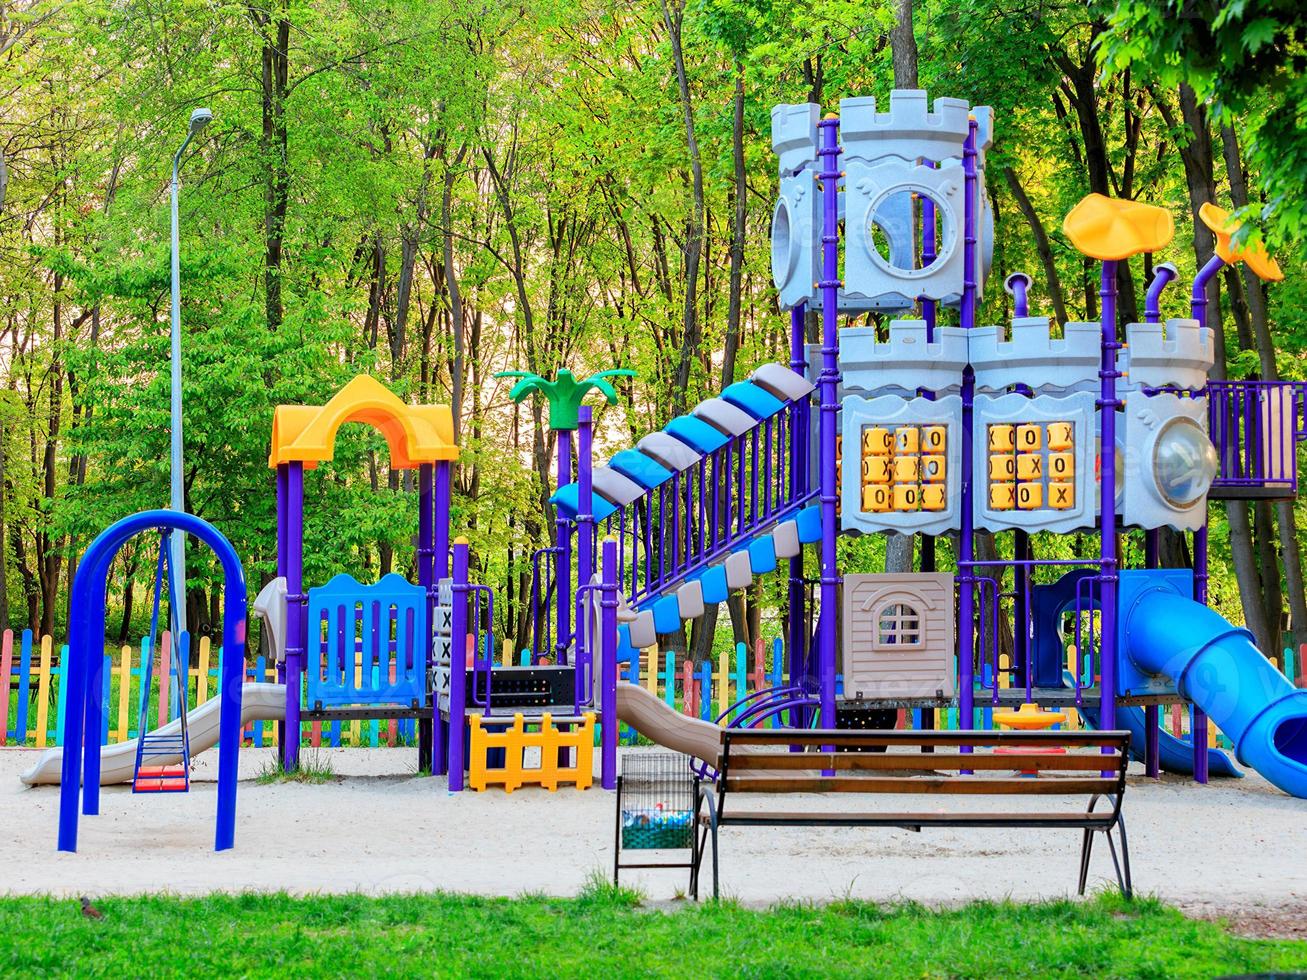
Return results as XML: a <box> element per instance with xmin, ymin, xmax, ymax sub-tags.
<box><xmin>16</xmin><ymin>630</ymin><xmax>32</xmax><ymax>744</ymax></box>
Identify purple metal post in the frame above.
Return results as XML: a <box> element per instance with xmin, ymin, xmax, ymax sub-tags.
<box><xmin>1189</xmin><ymin>256</ymin><xmax>1224</xmax><ymax>784</ymax></box>
<box><xmin>1143</xmin><ymin>529</ymin><xmax>1160</xmax><ymax>777</ymax></box>
<box><xmin>816</xmin><ymin>114</ymin><xmax>841</xmax><ymax>726</ymax></box>
<box><xmin>434</xmin><ymin>461</ymin><xmax>452</xmax><ymax>580</ymax></box>
<box><xmin>577</xmin><ymin>406</ymin><xmax>595</xmax><ymax>708</ymax></box>
<box><xmin>600</xmin><ymin>536</ymin><xmax>619</xmax><ymax>789</ymax></box>
<box><xmin>1098</xmin><ymin>260</ymin><xmax>1120</xmax><ymax>732</ymax></box>
<box><xmin>418</xmin><ymin>462</ymin><xmax>435</xmax><ymax>771</ymax></box>
<box><xmin>275</xmin><ymin>465</ymin><xmax>288</xmax><ymax>749</ymax></box>
<box><xmin>1004</xmin><ymin>272</ymin><xmax>1031</xmax><ymax>319</ymax></box>
<box><xmin>283</xmin><ymin>461</ymin><xmax>305</xmax><ymax>771</ymax></box>
<box><xmin>555</xmin><ymin>429</ymin><xmax>572</xmax><ymax>665</ymax></box>
<box><xmin>1144</xmin><ymin>263</ymin><xmax>1177</xmax><ymax>324</ymax></box>
<box><xmin>788</xmin><ymin>304</ymin><xmax>808</xmax><ymax>693</ymax></box>
<box><xmin>957</xmin><ymin>118</ymin><xmax>979</xmax><ymax>743</ymax></box>
<box><xmin>447</xmin><ymin>538</ymin><xmax>470</xmax><ymax>791</ymax></box>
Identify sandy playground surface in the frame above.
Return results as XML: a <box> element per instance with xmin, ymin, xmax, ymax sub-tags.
<box><xmin>2</xmin><ymin>747</ymin><xmax>1304</xmax><ymax>922</ymax></box>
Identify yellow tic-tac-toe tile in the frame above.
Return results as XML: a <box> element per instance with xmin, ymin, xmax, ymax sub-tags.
<box><xmin>893</xmin><ymin>484</ymin><xmax>920</xmax><ymax>511</ymax></box>
<box><xmin>988</xmin><ymin>425</ymin><xmax>1015</xmax><ymax>452</ymax></box>
<box><xmin>989</xmin><ymin>482</ymin><xmax>1016</xmax><ymax>510</ymax></box>
<box><xmin>989</xmin><ymin>454</ymin><xmax>1016</xmax><ymax>481</ymax></box>
<box><xmin>1047</xmin><ymin>422</ymin><xmax>1074</xmax><ymax>451</ymax></box>
<box><xmin>921</xmin><ymin>484</ymin><xmax>947</xmax><ymax>511</ymax></box>
<box><xmin>1017</xmin><ymin>482</ymin><xmax>1044</xmax><ymax>509</ymax></box>
<box><xmin>1016</xmin><ymin>452</ymin><xmax>1044</xmax><ymax>481</ymax></box>
<box><xmin>862</xmin><ymin>456</ymin><xmax>892</xmax><ymax>484</ymax></box>
<box><xmin>1048</xmin><ymin>452</ymin><xmax>1075</xmax><ymax>480</ymax></box>
<box><xmin>862</xmin><ymin>484</ymin><xmax>891</xmax><ymax>512</ymax></box>
<box><xmin>892</xmin><ymin>456</ymin><xmax>919</xmax><ymax>483</ymax></box>
<box><xmin>922</xmin><ymin>426</ymin><xmax>947</xmax><ymax>453</ymax></box>
<box><xmin>921</xmin><ymin>455</ymin><xmax>946</xmax><ymax>482</ymax></box>
<box><xmin>1016</xmin><ymin>424</ymin><xmax>1043</xmax><ymax>451</ymax></box>
<box><xmin>894</xmin><ymin>426</ymin><xmax>919</xmax><ymax>454</ymax></box>
<box><xmin>1049</xmin><ymin>481</ymin><xmax>1075</xmax><ymax>510</ymax></box>
<box><xmin>863</xmin><ymin>427</ymin><xmax>893</xmax><ymax>455</ymax></box>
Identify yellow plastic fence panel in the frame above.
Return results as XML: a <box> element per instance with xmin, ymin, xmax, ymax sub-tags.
<box><xmin>116</xmin><ymin>645</ymin><xmax>132</xmax><ymax>741</ymax></box>
<box><xmin>468</xmin><ymin>712</ymin><xmax>595</xmax><ymax>792</ymax></box>
<box><xmin>716</xmin><ymin>648</ymin><xmax>728</xmax><ymax>714</ymax></box>
<box><xmin>197</xmin><ymin>636</ymin><xmax>212</xmax><ymax>704</ymax></box>
<box><xmin>998</xmin><ymin>654</ymin><xmax>1010</xmax><ymax>690</ymax></box>
<box><xmin>501</xmin><ymin>639</ymin><xmax>514</xmax><ymax>668</ymax></box>
<box><xmin>644</xmin><ymin>647</ymin><xmax>659</xmax><ymax>697</ymax></box>
<box><xmin>35</xmin><ymin>634</ymin><xmax>53</xmax><ymax>748</ymax></box>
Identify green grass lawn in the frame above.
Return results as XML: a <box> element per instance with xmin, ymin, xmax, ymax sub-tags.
<box><xmin>0</xmin><ymin>886</ymin><xmax>1301</xmax><ymax>978</ymax></box>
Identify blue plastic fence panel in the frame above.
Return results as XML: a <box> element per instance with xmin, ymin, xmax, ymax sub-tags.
<box><xmin>101</xmin><ymin>655</ymin><xmax>111</xmax><ymax>747</ymax></box>
<box><xmin>16</xmin><ymin>630</ymin><xmax>32</xmax><ymax>744</ymax></box>
<box><xmin>55</xmin><ymin>645</ymin><xmax>69</xmax><ymax>746</ymax></box>
<box><xmin>306</xmin><ymin>573</ymin><xmax>428</xmax><ymax>708</ymax></box>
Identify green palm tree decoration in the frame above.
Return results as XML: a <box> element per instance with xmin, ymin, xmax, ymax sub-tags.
<box><xmin>495</xmin><ymin>368</ymin><xmax>636</xmax><ymax>431</ymax></box>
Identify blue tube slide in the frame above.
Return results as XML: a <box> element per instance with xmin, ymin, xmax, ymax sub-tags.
<box><xmin>1123</xmin><ymin>586</ymin><xmax>1307</xmax><ymax>799</ymax></box>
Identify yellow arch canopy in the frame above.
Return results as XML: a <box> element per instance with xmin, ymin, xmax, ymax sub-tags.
<box><xmin>269</xmin><ymin>375</ymin><xmax>458</xmax><ymax>469</ymax></box>
<box><xmin>1062</xmin><ymin>193</ymin><xmax>1174</xmax><ymax>260</ymax></box>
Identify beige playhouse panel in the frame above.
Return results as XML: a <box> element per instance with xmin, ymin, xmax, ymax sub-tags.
<box><xmin>842</xmin><ymin>573</ymin><xmax>956</xmax><ymax>700</ymax></box>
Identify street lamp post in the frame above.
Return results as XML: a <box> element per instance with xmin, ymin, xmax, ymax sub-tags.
<box><xmin>169</xmin><ymin>107</ymin><xmax>212</xmax><ymax>636</ymax></box>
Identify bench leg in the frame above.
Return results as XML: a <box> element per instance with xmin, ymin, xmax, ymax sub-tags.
<box><xmin>710</xmin><ymin>815</ymin><xmax>720</xmax><ymax>901</ymax></box>
<box><xmin>1105</xmin><ymin>815</ymin><xmax>1133</xmax><ymax>899</ymax></box>
<box><xmin>1077</xmin><ymin>828</ymin><xmax>1095</xmax><ymax>896</ymax></box>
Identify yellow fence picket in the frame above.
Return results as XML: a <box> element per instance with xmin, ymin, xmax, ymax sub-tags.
<box><xmin>715</xmin><ymin>648</ymin><xmax>728</xmax><ymax>714</ymax></box>
<box><xmin>197</xmin><ymin>636</ymin><xmax>212</xmax><ymax>704</ymax></box>
<box><xmin>117</xmin><ymin>645</ymin><xmax>132</xmax><ymax>741</ymax></box>
<box><xmin>643</xmin><ymin>647</ymin><xmax>658</xmax><ymax>698</ymax></box>
<box><xmin>34</xmin><ymin>635</ymin><xmax>53</xmax><ymax>748</ymax></box>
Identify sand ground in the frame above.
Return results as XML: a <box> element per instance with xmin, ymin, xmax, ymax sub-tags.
<box><xmin>2</xmin><ymin>747</ymin><xmax>1303</xmax><ymax>921</ymax></box>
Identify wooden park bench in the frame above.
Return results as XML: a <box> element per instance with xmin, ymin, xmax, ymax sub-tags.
<box><xmin>690</xmin><ymin>729</ymin><xmax>1132</xmax><ymax>901</ymax></box>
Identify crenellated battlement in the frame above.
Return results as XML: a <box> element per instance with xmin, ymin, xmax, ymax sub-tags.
<box><xmin>968</xmin><ymin>319</ymin><xmax>1102</xmax><ymax>392</ymax></box>
<box><xmin>840</xmin><ymin>91</ymin><xmax>985</xmax><ymax>164</ymax></box>
<box><xmin>1122</xmin><ymin>319</ymin><xmax>1214</xmax><ymax>391</ymax></box>
<box><xmin>839</xmin><ymin>320</ymin><xmax>969</xmax><ymax>395</ymax></box>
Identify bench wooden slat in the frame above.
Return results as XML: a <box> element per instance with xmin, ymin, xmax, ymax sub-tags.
<box><xmin>723</xmin><ymin>729</ymin><xmax>1130</xmax><ymax>749</ymax></box>
<box><xmin>725</xmin><ymin>752</ymin><xmax>1126</xmax><ymax>773</ymax></box>
<box><xmin>722</xmin><ymin>775</ymin><xmax>1121</xmax><ymax>795</ymax></box>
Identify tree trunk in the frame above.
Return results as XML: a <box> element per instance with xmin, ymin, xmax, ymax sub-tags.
<box><xmin>661</xmin><ymin>0</ymin><xmax>705</xmax><ymax>415</ymax></box>
<box><xmin>1001</xmin><ymin>166</ymin><xmax>1069</xmax><ymax>324</ymax></box>
<box><xmin>252</xmin><ymin>2</ymin><xmax>290</xmax><ymax>334</ymax></box>
<box><xmin>889</xmin><ymin>0</ymin><xmax>918</xmax><ymax>89</ymax></box>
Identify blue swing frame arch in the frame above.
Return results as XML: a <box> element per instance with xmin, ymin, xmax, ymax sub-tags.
<box><xmin>58</xmin><ymin>509</ymin><xmax>247</xmax><ymax>852</ymax></box>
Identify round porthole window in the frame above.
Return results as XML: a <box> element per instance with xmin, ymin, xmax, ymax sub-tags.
<box><xmin>863</xmin><ymin>185</ymin><xmax>956</xmax><ymax>277</ymax></box>
<box><xmin>771</xmin><ymin>197</ymin><xmax>795</xmax><ymax>291</ymax></box>
<box><xmin>1152</xmin><ymin>416</ymin><xmax>1218</xmax><ymax>508</ymax></box>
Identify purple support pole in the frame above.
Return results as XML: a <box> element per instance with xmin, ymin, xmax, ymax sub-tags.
<box><xmin>555</xmin><ymin>429</ymin><xmax>573</xmax><ymax>665</ymax></box>
<box><xmin>600</xmin><ymin>537</ymin><xmax>619</xmax><ymax>789</ymax></box>
<box><xmin>447</xmin><ymin>538</ymin><xmax>470</xmax><ymax>791</ymax></box>
<box><xmin>284</xmin><ymin>462</ymin><xmax>305</xmax><ymax>771</ymax></box>
<box><xmin>921</xmin><ymin>160</ymin><xmax>938</xmax><ymax>339</ymax></box>
<box><xmin>1098</xmin><ymin>260</ymin><xmax>1120</xmax><ymax>734</ymax></box>
<box><xmin>275</xmin><ymin>465</ymin><xmax>288</xmax><ymax>749</ymax></box>
<box><xmin>1189</xmin><ymin>254</ymin><xmax>1224</xmax><ymax>785</ymax></box>
<box><xmin>1004</xmin><ymin>272</ymin><xmax>1031</xmax><ymax>319</ymax></box>
<box><xmin>788</xmin><ymin>305</ymin><xmax>807</xmax><ymax>692</ymax></box>
<box><xmin>958</xmin><ymin>119</ymin><xmax>979</xmax><ymax>744</ymax></box>
<box><xmin>816</xmin><ymin>114</ymin><xmax>841</xmax><ymax>727</ymax></box>
<box><xmin>434</xmin><ymin>461</ymin><xmax>452</xmax><ymax>581</ymax></box>
<box><xmin>577</xmin><ymin>406</ymin><xmax>595</xmax><ymax>707</ymax></box>
<box><xmin>1143</xmin><ymin>529</ymin><xmax>1160</xmax><ymax>778</ymax></box>
<box><xmin>418</xmin><ymin>463</ymin><xmax>435</xmax><ymax>772</ymax></box>
<box><xmin>1144</xmin><ymin>263</ymin><xmax>1177</xmax><ymax>324</ymax></box>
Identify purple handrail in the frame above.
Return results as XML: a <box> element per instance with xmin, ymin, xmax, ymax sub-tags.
<box><xmin>1208</xmin><ymin>379</ymin><xmax>1307</xmax><ymax>493</ymax></box>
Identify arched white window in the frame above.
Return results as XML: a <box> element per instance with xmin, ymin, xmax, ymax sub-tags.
<box><xmin>876</xmin><ymin>602</ymin><xmax>923</xmax><ymax>647</ymax></box>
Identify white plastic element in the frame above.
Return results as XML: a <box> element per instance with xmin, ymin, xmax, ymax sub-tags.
<box><xmin>772</xmin><ymin>520</ymin><xmax>801</xmax><ymax>558</ymax></box>
<box><xmin>750</xmin><ymin>362</ymin><xmax>815</xmax><ymax>401</ymax></box>
<box><xmin>770</xmin><ymin>102</ymin><xmax>820</xmax><ymax>175</ymax></box>
<box><xmin>628</xmin><ymin>610</ymin><xmax>657</xmax><ymax>650</ymax></box>
<box><xmin>839</xmin><ymin>91</ymin><xmax>971</xmax><ymax>164</ymax></box>
<box><xmin>591</xmin><ymin>466</ymin><xmax>645</xmax><ymax>507</ymax></box>
<box><xmin>676</xmin><ymin>580</ymin><xmax>705</xmax><ymax>620</ymax></box>
<box><xmin>840</xmin><ymin>320</ymin><xmax>969</xmax><ymax>396</ymax></box>
<box><xmin>724</xmin><ymin>551</ymin><xmax>754</xmax><ymax>589</ymax></box>
<box><xmin>772</xmin><ymin>172</ymin><xmax>822</xmax><ymax>309</ymax></box>
<box><xmin>968</xmin><ymin>319</ymin><xmax>1102</xmax><ymax>393</ymax></box>
<box><xmin>1120</xmin><ymin>392</ymin><xmax>1215</xmax><ymax>532</ymax></box>
<box><xmin>637</xmin><ymin>431</ymin><xmax>701</xmax><ymax>472</ymax></box>
<box><xmin>692</xmin><ymin>398</ymin><xmax>758</xmax><ymax>437</ymax></box>
<box><xmin>253</xmin><ymin>576</ymin><xmax>288</xmax><ymax>663</ymax></box>
<box><xmin>1121</xmin><ymin>319</ymin><xmax>1214</xmax><ymax>391</ymax></box>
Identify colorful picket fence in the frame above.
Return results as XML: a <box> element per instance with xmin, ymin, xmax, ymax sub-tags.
<box><xmin>0</xmin><ymin>628</ymin><xmax>419</xmax><ymax>750</ymax></box>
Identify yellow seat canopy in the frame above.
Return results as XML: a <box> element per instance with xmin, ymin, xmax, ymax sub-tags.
<box><xmin>1199</xmin><ymin>202</ymin><xmax>1284</xmax><ymax>282</ymax></box>
<box><xmin>1062</xmin><ymin>193</ymin><xmax>1174</xmax><ymax>260</ymax></box>
<box><xmin>269</xmin><ymin>375</ymin><xmax>458</xmax><ymax>469</ymax></box>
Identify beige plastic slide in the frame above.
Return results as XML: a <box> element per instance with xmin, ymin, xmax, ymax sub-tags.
<box><xmin>616</xmin><ymin>683</ymin><xmax>724</xmax><ymax>764</ymax></box>
<box><xmin>20</xmin><ymin>682</ymin><xmax>287</xmax><ymax>786</ymax></box>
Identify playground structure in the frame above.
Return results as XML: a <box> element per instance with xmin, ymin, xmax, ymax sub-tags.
<box><xmin>39</xmin><ymin>88</ymin><xmax>1307</xmax><ymax>852</ymax></box>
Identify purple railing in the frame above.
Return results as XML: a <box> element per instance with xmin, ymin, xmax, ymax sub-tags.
<box><xmin>1208</xmin><ymin>380</ymin><xmax>1307</xmax><ymax>495</ymax></box>
<box><xmin>527</xmin><ymin>545</ymin><xmax>559</xmax><ymax>663</ymax></box>
<box><xmin>601</xmin><ymin>399</ymin><xmax>814</xmax><ymax>610</ymax></box>
<box><xmin>466</xmin><ymin>583</ymin><xmax>496</xmax><ymax>713</ymax></box>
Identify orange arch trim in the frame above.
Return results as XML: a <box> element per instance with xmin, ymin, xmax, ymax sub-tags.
<box><xmin>269</xmin><ymin>375</ymin><xmax>458</xmax><ymax>469</ymax></box>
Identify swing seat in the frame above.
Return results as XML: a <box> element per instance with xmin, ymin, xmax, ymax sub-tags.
<box><xmin>133</xmin><ymin>766</ymin><xmax>189</xmax><ymax>793</ymax></box>
<box><xmin>306</xmin><ymin>573</ymin><xmax>429</xmax><ymax>709</ymax></box>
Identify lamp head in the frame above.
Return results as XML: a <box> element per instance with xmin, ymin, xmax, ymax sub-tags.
<box><xmin>188</xmin><ymin>107</ymin><xmax>213</xmax><ymax>133</ymax></box>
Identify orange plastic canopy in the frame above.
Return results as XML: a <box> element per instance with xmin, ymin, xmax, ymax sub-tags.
<box><xmin>269</xmin><ymin>375</ymin><xmax>458</xmax><ymax>469</ymax></box>
<box><xmin>1199</xmin><ymin>202</ymin><xmax>1284</xmax><ymax>282</ymax></box>
<box><xmin>1062</xmin><ymin>193</ymin><xmax>1174</xmax><ymax>260</ymax></box>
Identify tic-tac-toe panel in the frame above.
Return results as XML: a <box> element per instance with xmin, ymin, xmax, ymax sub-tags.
<box><xmin>973</xmin><ymin>392</ymin><xmax>1096</xmax><ymax>534</ymax></box>
<box><xmin>841</xmin><ymin>394</ymin><xmax>963</xmax><ymax>537</ymax></box>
